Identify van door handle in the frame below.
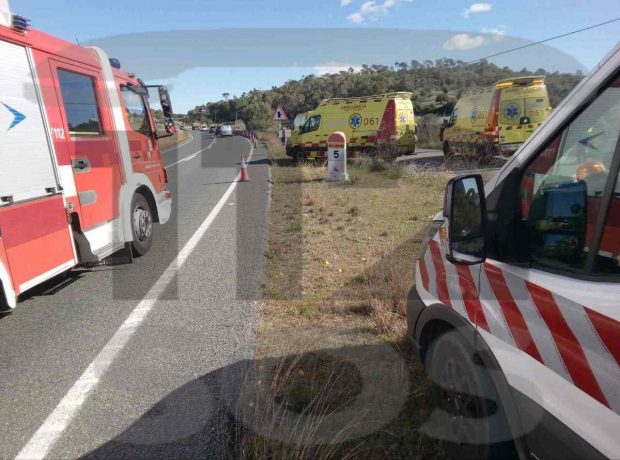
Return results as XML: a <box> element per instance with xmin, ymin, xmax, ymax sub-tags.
<box><xmin>132</xmin><ymin>153</ymin><xmax>141</xmax><ymax>159</ymax></box>
<box><xmin>72</xmin><ymin>159</ymin><xmax>90</xmax><ymax>171</ymax></box>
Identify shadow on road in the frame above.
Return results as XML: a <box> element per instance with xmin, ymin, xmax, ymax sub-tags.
<box><xmin>79</xmin><ymin>342</ymin><xmax>449</xmax><ymax>459</ymax></box>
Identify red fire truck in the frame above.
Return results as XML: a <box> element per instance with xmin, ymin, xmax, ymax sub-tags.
<box><xmin>0</xmin><ymin>3</ymin><xmax>174</xmax><ymax>310</ymax></box>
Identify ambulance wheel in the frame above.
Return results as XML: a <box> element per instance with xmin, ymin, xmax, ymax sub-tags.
<box><xmin>130</xmin><ymin>193</ymin><xmax>153</xmax><ymax>257</ymax></box>
<box><xmin>362</xmin><ymin>146</ymin><xmax>377</xmax><ymax>158</ymax></box>
<box><xmin>443</xmin><ymin>141</ymin><xmax>452</xmax><ymax>158</ymax></box>
<box><xmin>293</xmin><ymin>148</ymin><xmax>307</xmax><ymax>164</ymax></box>
<box><xmin>426</xmin><ymin>330</ymin><xmax>512</xmax><ymax>460</ymax></box>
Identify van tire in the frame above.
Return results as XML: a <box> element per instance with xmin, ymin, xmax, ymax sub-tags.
<box><xmin>293</xmin><ymin>148</ymin><xmax>307</xmax><ymax>164</ymax></box>
<box><xmin>425</xmin><ymin>330</ymin><xmax>513</xmax><ymax>460</ymax></box>
<box><xmin>362</xmin><ymin>146</ymin><xmax>377</xmax><ymax>158</ymax></box>
<box><xmin>130</xmin><ymin>193</ymin><xmax>154</xmax><ymax>257</ymax></box>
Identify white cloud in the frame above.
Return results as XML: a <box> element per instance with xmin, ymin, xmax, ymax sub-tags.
<box><xmin>315</xmin><ymin>61</ymin><xmax>362</xmax><ymax>75</ymax></box>
<box><xmin>346</xmin><ymin>0</ymin><xmax>407</xmax><ymax>24</ymax></box>
<box><xmin>341</xmin><ymin>0</ymin><xmax>353</xmax><ymax>6</ymax></box>
<box><xmin>461</xmin><ymin>3</ymin><xmax>492</xmax><ymax>18</ymax></box>
<box><xmin>443</xmin><ymin>33</ymin><xmax>486</xmax><ymax>50</ymax></box>
<box><xmin>481</xmin><ymin>25</ymin><xmax>506</xmax><ymax>40</ymax></box>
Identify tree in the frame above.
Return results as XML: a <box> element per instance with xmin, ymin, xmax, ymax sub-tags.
<box><xmin>186</xmin><ymin>60</ymin><xmax>583</xmax><ymax>121</ymax></box>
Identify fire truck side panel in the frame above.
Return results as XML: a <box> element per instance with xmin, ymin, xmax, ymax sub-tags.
<box><xmin>0</xmin><ymin>37</ymin><xmax>77</xmax><ymax>305</ymax></box>
<box><xmin>0</xmin><ymin>197</ymin><xmax>76</xmax><ymax>292</ymax></box>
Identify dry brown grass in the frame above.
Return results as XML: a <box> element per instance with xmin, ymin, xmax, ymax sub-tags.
<box><xmin>247</xmin><ymin>148</ymin><xmax>453</xmax><ymax>457</ymax></box>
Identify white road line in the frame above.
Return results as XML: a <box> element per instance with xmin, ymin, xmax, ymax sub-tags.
<box><xmin>164</xmin><ymin>135</ymin><xmax>217</xmax><ymax>168</ymax></box>
<box><xmin>15</xmin><ymin>138</ymin><xmax>255</xmax><ymax>460</ymax></box>
<box><xmin>161</xmin><ymin>132</ymin><xmax>195</xmax><ymax>154</ymax></box>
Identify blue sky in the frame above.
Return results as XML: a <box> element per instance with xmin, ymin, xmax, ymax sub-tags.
<box><xmin>14</xmin><ymin>0</ymin><xmax>620</xmax><ymax>112</ymax></box>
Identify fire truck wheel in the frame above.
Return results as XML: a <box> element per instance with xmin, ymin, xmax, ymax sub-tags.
<box><xmin>131</xmin><ymin>193</ymin><xmax>154</xmax><ymax>257</ymax></box>
<box><xmin>425</xmin><ymin>330</ymin><xmax>512</xmax><ymax>460</ymax></box>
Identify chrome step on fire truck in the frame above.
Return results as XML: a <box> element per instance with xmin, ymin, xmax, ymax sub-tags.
<box><xmin>0</xmin><ymin>1</ymin><xmax>174</xmax><ymax>310</ymax></box>
<box><xmin>409</xmin><ymin>44</ymin><xmax>620</xmax><ymax>459</ymax></box>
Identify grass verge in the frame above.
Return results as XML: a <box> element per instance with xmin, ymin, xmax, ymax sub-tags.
<box><xmin>241</xmin><ymin>130</ymin><xmax>452</xmax><ymax>458</ymax></box>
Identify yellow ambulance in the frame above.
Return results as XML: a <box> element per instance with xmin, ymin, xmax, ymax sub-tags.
<box><xmin>286</xmin><ymin>92</ymin><xmax>416</xmax><ymax>162</ymax></box>
<box><xmin>441</xmin><ymin>76</ymin><xmax>551</xmax><ymax>157</ymax></box>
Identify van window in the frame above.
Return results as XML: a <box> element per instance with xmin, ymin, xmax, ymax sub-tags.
<box><xmin>121</xmin><ymin>87</ymin><xmax>150</xmax><ymax>136</ymax></box>
<box><xmin>57</xmin><ymin>69</ymin><xmax>103</xmax><ymax>136</ymax></box>
<box><xmin>519</xmin><ymin>76</ymin><xmax>620</xmax><ymax>272</ymax></box>
<box><xmin>303</xmin><ymin>115</ymin><xmax>321</xmax><ymax>133</ymax></box>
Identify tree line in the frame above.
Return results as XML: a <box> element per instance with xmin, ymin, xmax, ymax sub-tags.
<box><xmin>186</xmin><ymin>58</ymin><xmax>584</xmax><ymax>130</ymax></box>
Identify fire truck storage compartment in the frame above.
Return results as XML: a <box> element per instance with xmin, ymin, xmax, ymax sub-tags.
<box><xmin>0</xmin><ymin>38</ymin><xmax>75</xmax><ymax>296</ymax></box>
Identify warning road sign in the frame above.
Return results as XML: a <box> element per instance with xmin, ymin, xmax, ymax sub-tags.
<box><xmin>272</xmin><ymin>105</ymin><xmax>288</xmax><ymax>122</ymax></box>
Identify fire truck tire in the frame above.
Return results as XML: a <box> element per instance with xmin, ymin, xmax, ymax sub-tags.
<box><xmin>130</xmin><ymin>193</ymin><xmax>154</xmax><ymax>257</ymax></box>
<box><xmin>425</xmin><ymin>330</ymin><xmax>513</xmax><ymax>460</ymax></box>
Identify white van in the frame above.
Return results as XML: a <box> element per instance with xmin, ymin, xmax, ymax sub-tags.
<box><xmin>408</xmin><ymin>45</ymin><xmax>619</xmax><ymax>459</ymax></box>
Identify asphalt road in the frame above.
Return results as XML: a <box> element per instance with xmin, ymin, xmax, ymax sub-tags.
<box><xmin>0</xmin><ymin>132</ymin><xmax>270</xmax><ymax>458</ymax></box>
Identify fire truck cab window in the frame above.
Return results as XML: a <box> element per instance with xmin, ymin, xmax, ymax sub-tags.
<box><xmin>57</xmin><ymin>69</ymin><xmax>103</xmax><ymax>136</ymax></box>
<box><xmin>519</xmin><ymin>77</ymin><xmax>620</xmax><ymax>273</ymax></box>
<box><xmin>121</xmin><ymin>87</ymin><xmax>150</xmax><ymax>136</ymax></box>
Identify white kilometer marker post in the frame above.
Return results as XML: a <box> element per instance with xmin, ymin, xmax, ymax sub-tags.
<box><xmin>16</xmin><ymin>138</ymin><xmax>254</xmax><ymax>460</ymax></box>
<box><xmin>326</xmin><ymin>131</ymin><xmax>348</xmax><ymax>182</ymax></box>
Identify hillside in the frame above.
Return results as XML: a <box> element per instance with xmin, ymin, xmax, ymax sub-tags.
<box><xmin>187</xmin><ymin>58</ymin><xmax>583</xmax><ymax>130</ymax></box>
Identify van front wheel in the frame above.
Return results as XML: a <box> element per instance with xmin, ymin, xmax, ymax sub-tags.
<box><xmin>425</xmin><ymin>330</ymin><xmax>513</xmax><ymax>460</ymax></box>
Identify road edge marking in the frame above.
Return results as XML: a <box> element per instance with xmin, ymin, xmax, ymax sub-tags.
<box><xmin>165</xmin><ymin>135</ymin><xmax>217</xmax><ymax>168</ymax></box>
<box><xmin>15</xmin><ymin>138</ymin><xmax>255</xmax><ymax>460</ymax></box>
<box><xmin>161</xmin><ymin>132</ymin><xmax>195</xmax><ymax>154</ymax></box>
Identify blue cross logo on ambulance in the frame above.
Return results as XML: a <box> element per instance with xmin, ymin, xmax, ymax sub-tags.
<box><xmin>399</xmin><ymin>112</ymin><xmax>407</xmax><ymax>124</ymax></box>
<box><xmin>349</xmin><ymin>113</ymin><xmax>362</xmax><ymax>129</ymax></box>
<box><xmin>504</xmin><ymin>103</ymin><xmax>520</xmax><ymax>120</ymax></box>
<box><xmin>1</xmin><ymin>102</ymin><xmax>26</xmax><ymax>130</ymax></box>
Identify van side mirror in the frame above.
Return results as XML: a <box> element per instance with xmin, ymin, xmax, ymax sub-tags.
<box><xmin>443</xmin><ymin>174</ymin><xmax>487</xmax><ymax>265</ymax></box>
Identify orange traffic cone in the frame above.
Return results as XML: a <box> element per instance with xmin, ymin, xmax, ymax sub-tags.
<box><xmin>240</xmin><ymin>156</ymin><xmax>249</xmax><ymax>182</ymax></box>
